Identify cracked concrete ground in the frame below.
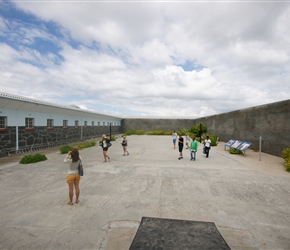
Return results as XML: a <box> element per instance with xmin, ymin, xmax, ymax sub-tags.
<box><xmin>0</xmin><ymin>135</ymin><xmax>289</xmax><ymax>250</ymax></box>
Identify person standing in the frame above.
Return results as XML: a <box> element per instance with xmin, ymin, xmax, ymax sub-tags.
<box><xmin>63</xmin><ymin>148</ymin><xmax>81</xmax><ymax>205</ymax></box>
<box><xmin>185</xmin><ymin>133</ymin><xmax>191</xmax><ymax>149</ymax></box>
<box><xmin>190</xmin><ymin>137</ymin><xmax>198</xmax><ymax>161</ymax></box>
<box><xmin>121</xmin><ymin>136</ymin><xmax>129</xmax><ymax>156</ymax></box>
<box><xmin>204</xmin><ymin>136</ymin><xmax>211</xmax><ymax>158</ymax></box>
<box><xmin>101</xmin><ymin>134</ymin><xmax>111</xmax><ymax>162</ymax></box>
<box><xmin>172</xmin><ymin>130</ymin><xmax>178</xmax><ymax>149</ymax></box>
<box><xmin>178</xmin><ymin>134</ymin><xmax>184</xmax><ymax>160</ymax></box>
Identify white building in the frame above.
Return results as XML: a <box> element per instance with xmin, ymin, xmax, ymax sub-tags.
<box><xmin>0</xmin><ymin>92</ymin><xmax>122</xmax><ymax>157</ymax></box>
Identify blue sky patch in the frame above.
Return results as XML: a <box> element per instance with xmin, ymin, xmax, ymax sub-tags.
<box><xmin>178</xmin><ymin>60</ymin><xmax>204</xmax><ymax>72</ymax></box>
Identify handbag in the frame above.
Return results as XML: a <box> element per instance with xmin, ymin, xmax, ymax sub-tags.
<box><xmin>78</xmin><ymin>159</ymin><xmax>84</xmax><ymax>176</ymax></box>
<box><xmin>107</xmin><ymin>142</ymin><xmax>112</xmax><ymax>147</ymax></box>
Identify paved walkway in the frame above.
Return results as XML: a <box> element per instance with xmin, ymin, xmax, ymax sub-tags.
<box><xmin>0</xmin><ymin>135</ymin><xmax>289</xmax><ymax>250</ymax></box>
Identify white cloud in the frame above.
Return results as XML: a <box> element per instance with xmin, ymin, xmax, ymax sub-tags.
<box><xmin>0</xmin><ymin>1</ymin><xmax>289</xmax><ymax>117</ymax></box>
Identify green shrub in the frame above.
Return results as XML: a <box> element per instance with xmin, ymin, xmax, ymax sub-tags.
<box><xmin>20</xmin><ymin>154</ymin><xmax>47</xmax><ymax>164</ymax></box>
<box><xmin>125</xmin><ymin>130</ymin><xmax>136</xmax><ymax>135</ymax></box>
<box><xmin>229</xmin><ymin>148</ymin><xmax>243</xmax><ymax>154</ymax></box>
<box><xmin>124</xmin><ymin>130</ymin><xmax>145</xmax><ymax>136</ymax></box>
<box><xmin>59</xmin><ymin>145</ymin><xmax>74</xmax><ymax>154</ymax></box>
<box><xmin>285</xmin><ymin>159</ymin><xmax>290</xmax><ymax>172</ymax></box>
<box><xmin>179</xmin><ymin>128</ymin><xmax>189</xmax><ymax>136</ymax></box>
<box><xmin>189</xmin><ymin>123</ymin><xmax>207</xmax><ymax>136</ymax></box>
<box><xmin>78</xmin><ymin>141</ymin><xmax>96</xmax><ymax>149</ymax></box>
<box><xmin>282</xmin><ymin>146</ymin><xmax>290</xmax><ymax>159</ymax></box>
<box><xmin>110</xmin><ymin>135</ymin><xmax>116</xmax><ymax>141</ymax></box>
<box><xmin>209</xmin><ymin>135</ymin><xmax>218</xmax><ymax>146</ymax></box>
<box><xmin>282</xmin><ymin>146</ymin><xmax>290</xmax><ymax>172</ymax></box>
<box><xmin>147</xmin><ymin>130</ymin><xmax>171</xmax><ymax>135</ymax></box>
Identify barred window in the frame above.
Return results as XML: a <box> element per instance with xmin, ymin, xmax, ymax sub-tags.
<box><xmin>92</xmin><ymin>121</ymin><xmax>94</xmax><ymax>126</ymax></box>
<box><xmin>0</xmin><ymin>116</ymin><xmax>7</xmax><ymax>129</ymax></box>
<box><xmin>84</xmin><ymin>121</ymin><xmax>87</xmax><ymax>127</ymax></box>
<box><xmin>25</xmin><ymin>118</ymin><xmax>34</xmax><ymax>128</ymax></box>
<box><xmin>75</xmin><ymin>120</ymin><xmax>79</xmax><ymax>127</ymax></box>
<box><xmin>63</xmin><ymin>120</ymin><xmax>68</xmax><ymax>128</ymax></box>
<box><xmin>98</xmin><ymin>122</ymin><xmax>100</xmax><ymax>126</ymax></box>
<box><xmin>47</xmin><ymin>119</ymin><xmax>54</xmax><ymax>128</ymax></box>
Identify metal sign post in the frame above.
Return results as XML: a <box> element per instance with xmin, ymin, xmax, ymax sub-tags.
<box><xmin>110</xmin><ymin>123</ymin><xmax>112</xmax><ymax>141</ymax></box>
<box><xmin>259</xmin><ymin>136</ymin><xmax>262</xmax><ymax>161</ymax></box>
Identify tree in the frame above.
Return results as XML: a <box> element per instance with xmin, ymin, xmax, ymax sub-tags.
<box><xmin>189</xmin><ymin>123</ymin><xmax>207</xmax><ymax>136</ymax></box>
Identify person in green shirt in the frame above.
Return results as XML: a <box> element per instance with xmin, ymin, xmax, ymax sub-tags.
<box><xmin>190</xmin><ymin>137</ymin><xmax>198</xmax><ymax>161</ymax></box>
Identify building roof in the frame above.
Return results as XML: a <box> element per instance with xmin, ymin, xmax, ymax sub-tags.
<box><xmin>0</xmin><ymin>92</ymin><xmax>122</xmax><ymax>120</ymax></box>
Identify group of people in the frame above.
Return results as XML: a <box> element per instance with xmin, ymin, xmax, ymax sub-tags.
<box><xmin>63</xmin><ymin>132</ymin><xmax>211</xmax><ymax>205</ymax></box>
<box><xmin>63</xmin><ymin>134</ymin><xmax>128</xmax><ymax>205</ymax></box>
<box><xmin>172</xmin><ymin>130</ymin><xmax>211</xmax><ymax>160</ymax></box>
<box><xmin>99</xmin><ymin>134</ymin><xmax>129</xmax><ymax>162</ymax></box>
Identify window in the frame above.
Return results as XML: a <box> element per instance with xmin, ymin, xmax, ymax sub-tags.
<box><xmin>103</xmin><ymin>122</ymin><xmax>105</xmax><ymax>126</ymax></box>
<box><xmin>0</xmin><ymin>116</ymin><xmax>7</xmax><ymax>129</ymax></box>
<box><xmin>63</xmin><ymin>120</ymin><xmax>68</xmax><ymax>128</ymax></box>
<box><xmin>84</xmin><ymin>121</ymin><xmax>87</xmax><ymax>127</ymax></box>
<box><xmin>75</xmin><ymin>120</ymin><xmax>79</xmax><ymax>127</ymax></box>
<box><xmin>47</xmin><ymin>119</ymin><xmax>54</xmax><ymax>128</ymax></box>
<box><xmin>25</xmin><ymin>118</ymin><xmax>34</xmax><ymax>128</ymax></box>
<box><xmin>98</xmin><ymin>122</ymin><xmax>100</xmax><ymax>126</ymax></box>
<box><xmin>92</xmin><ymin>121</ymin><xmax>94</xmax><ymax>126</ymax></box>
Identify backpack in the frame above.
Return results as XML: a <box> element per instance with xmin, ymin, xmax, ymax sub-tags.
<box><xmin>78</xmin><ymin>159</ymin><xmax>84</xmax><ymax>176</ymax></box>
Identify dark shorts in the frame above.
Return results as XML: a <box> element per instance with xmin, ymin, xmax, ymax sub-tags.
<box><xmin>103</xmin><ymin>147</ymin><xmax>108</xmax><ymax>152</ymax></box>
<box><xmin>178</xmin><ymin>145</ymin><xmax>183</xmax><ymax>152</ymax></box>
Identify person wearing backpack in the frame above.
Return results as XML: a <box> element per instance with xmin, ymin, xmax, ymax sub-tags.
<box><xmin>101</xmin><ymin>134</ymin><xmax>111</xmax><ymax>162</ymax></box>
<box><xmin>121</xmin><ymin>136</ymin><xmax>129</xmax><ymax>156</ymax></box>
<box><xmin>63</xmin><ymin>148</ymin><xmax>81</xmax><ymax>205</ymax></box>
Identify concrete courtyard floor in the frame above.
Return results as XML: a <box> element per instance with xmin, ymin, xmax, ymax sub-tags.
<box><xmin>0</xmin><ymin>135</ymin><xmax>289</xmax><ymax>250</ymax></box>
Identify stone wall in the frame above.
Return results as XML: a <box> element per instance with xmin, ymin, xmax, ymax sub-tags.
<box><xmin>121</xmin><ymin>100</ymin><xmax>290</xmax><ymax>157</ymax></box>
<box><xmin>0</xmin><ymin>125</ymin><xmax>121</xmax><ymax>158</ymax></box>
<box><xmin>121</xmin><ymin>118</ymin><xmax>195</xmax><ymax>132</ymax></box>
<box><xmin>1</xmin><ymin>100</ymin><xmax>289</xmax><ymax>158</ymax></box>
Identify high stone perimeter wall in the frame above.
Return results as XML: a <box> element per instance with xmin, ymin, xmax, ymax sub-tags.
<box><xmin>121</xmin><ymin>99</ymin><xmax>290</xmax><ymax>157</ymax></box>
<box><xmin>121</xmin><ymin>118</ymin><xmax>195</xmax><ymax>133</ymax></box>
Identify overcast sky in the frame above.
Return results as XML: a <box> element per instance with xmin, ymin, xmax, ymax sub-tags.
<box><xmin>0</xmin><ymin>1</ymin><xmax>289</xmax><ymax>118</ymax></box>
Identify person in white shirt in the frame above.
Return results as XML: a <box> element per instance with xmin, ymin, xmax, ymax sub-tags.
<box><xmin>185</xmin><ymin>133</ymin><xmax>191</xmax><ymax>149</ymax></box>
<box><xmin>172</xmin><ymin>130</ymin><xmax>177</xmax><ymax>149</ymax></box>
<box><xmin>101</xmin><ymin>134</ymin><xmax>111</xmax><ymax>162</ymax></box>
<box><xmin>63</xmin><ymin>148</ymin><xmax>81</xmax><ymax>205</ymax></box>
<box><xmin>204</xmin><ymin>136</ymin><xmax>211</xmax><ymax>158</ymax></box>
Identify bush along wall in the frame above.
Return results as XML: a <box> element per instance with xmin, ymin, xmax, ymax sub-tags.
<box><xmin>59</xmin><ymin>140</ymin><xmax>97</xmax><ymax>154</ymax></box>
<box><xmin>229</xmin><ymin>148</ymin><xmax>243</xmax><ymax>155</ymax></box>
<box><xmin>20</xmin><ymin>154</ymin><xmax>47</xmax><ymax>164</ymax></box>
<box><xmin>282</xmin><ymin>146</ymin><xmax>290</xmax><ymax>172</ymax></box>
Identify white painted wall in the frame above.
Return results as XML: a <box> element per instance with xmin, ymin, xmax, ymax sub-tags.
<box><xmin>0</xmin><ymin>108</ymin><xmax>121</xmax><ymax>127</ymax></box>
